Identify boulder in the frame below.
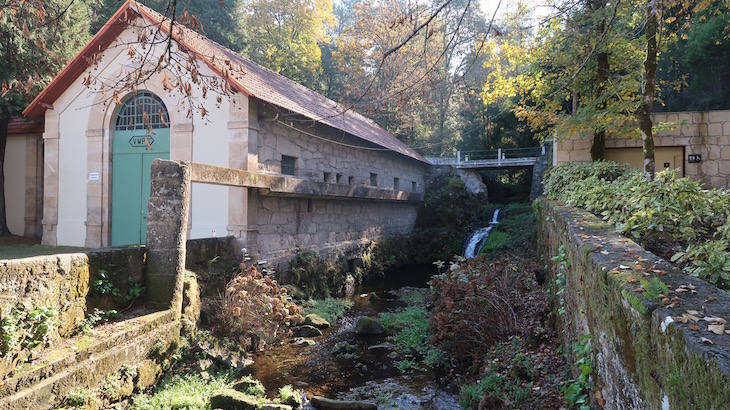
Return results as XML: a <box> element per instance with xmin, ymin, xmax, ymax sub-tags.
<box><xmin>293</xmin><ymin>325</ymin><xmax>323</xmax><ymax>337</ymax></box>
<box><xmin>231</xmin><ymin>378</ymin><xmax>265</xmax><ymax>396</ymax></box>
<box><xmin>291</xmin><ymin>338</ymin><xmax>316</xmax><ymax>347</ymax></box>
<box><xmin>310</xmin><ymin>396</ymin><xmax>377</xmax><ymax>410</ymax></box>
<box><xmin>303</xmin><ymin>314</ymin><xmax>330</xmax><ymax>329</ymax></box>
<box><xmin>210</xmin><ymin>389</ymin><xmax>261</xmax><ymax>410</ymax></box>
<box><xmin>354</xmin><ymin>317</ymin><xmax>385</xmax><ymax>335</ymax></box>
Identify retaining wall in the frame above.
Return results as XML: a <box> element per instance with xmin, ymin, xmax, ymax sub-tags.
<box><xmin>538</xmin><ymin>200</ymin><xmax>730</xmax><ymax>409</ymax></box>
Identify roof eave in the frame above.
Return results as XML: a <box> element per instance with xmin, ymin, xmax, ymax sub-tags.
<box><xmin>23</xmin><ymin>0</ymin><xmax>139</xmax><ymax>119</ymax></box>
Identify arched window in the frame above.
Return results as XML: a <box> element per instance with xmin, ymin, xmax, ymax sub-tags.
<box><xmin>114</xmin><ymin>92</ymin><xmax>170</xmax><ymax>131</ymax></box>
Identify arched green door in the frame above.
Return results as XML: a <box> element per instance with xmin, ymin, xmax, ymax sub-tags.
<box><xmin>111</xmin><ymin>92</ymin><xmax>170</xmax><ymax>246</ymax></box>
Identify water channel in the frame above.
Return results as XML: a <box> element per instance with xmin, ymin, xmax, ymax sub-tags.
<box><xmin>245</xmin><ymin>265</ymin><xmax>460</xmax><ymax>409</ymax></box>
<box><xmin>463</xmin><ymin>209</ymin><xmax>501</xmax><ymax>258</ymax></box>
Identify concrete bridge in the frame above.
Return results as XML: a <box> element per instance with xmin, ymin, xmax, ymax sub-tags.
<box><xmin>425</xmin><ymin>147</ymin><xmax>547</xmax><ymax>169</ymax></box>
<box><xmin>426</xmin><ymin>147</ymin><xmax>550</xmax><ymax>201</ymax></box>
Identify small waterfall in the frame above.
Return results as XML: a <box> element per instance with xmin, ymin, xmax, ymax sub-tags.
<box><xmin>463</xmin><ymin>209</ymin><xmax>501</xmax><ymax>258</ymax></box>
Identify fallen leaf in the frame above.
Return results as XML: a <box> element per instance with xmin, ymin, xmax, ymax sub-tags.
<box><xmin>600</xmin><ymin>250</ymin><xmax>609</xmax><ymax>255</ymax></box>
<box><xmin>635</xmin><ymin>264</ymin><xmax>644</xmax><ymax>270</ymax></box>
<box><xmin>703</xmin><ymin>317</ymin><xmax>727</xmax><ymax>325</ymax></box>
<box><xmin>684</xmin><ymin>313</ymin><xmax>701</xmax><ymax>322</ymax></box>
<box><xmin>610</xmin><ymin>269</ymin><xmax>620</xmax><ymax>275</ymax></box>
<box><xmin>708</xmin><ymin>323</ymin><xmax>726</xmax><ymax>335</ymax></box>
<box><xmin>675</xmin><ymin>288</ymin><xmax>689</xmax><ymax>293</ymax></box>
<box><xmin>653</xmin><ymin>269</ymin><xmax>667</xmax><ymax>275</ymax></box>
<box><xmin>672</xmin><ymin>316</ymin><xmax>689</xmax><ymax>324</ymax></box>
<box><xmin>700</xmin><ymin>337</ymin><xmax>714</xmax><ymax>345</ymax></box>
<box><xmin>633</xmin><ymin>287</ymin><xmax>646</xmax><ymax>293</ymax></box>
<box><xmin>705</xmin><ymin>296</ymin><xmax>716</xmax><ymax>303</ymax></box>
<box><xmin>689</xmin><ymin>324</ymin><xmax>700</xmax><ymax>331</ymax></box>
<box><xmin>627</xmin><ymin>277</ymin><xmax>637</xmax><ymax>283</ymax></box>
<box><xmin>726</xmin><ymin>330</ymin><xmax>730</xmax><ymax>335</ymax></box>
<box><xmin>686</xmin><ymin>310</ymin><xmax>700</xmax><ymax>316</ymax></box>
<box><xmin>619</xmin><ymin>265</ymin><xmax>630</xmax><ymax>270</ymax></box>
<box><xmin>685</xmin><ymin>284</ymin><xmax>696</xmax><ymax>290</ymax></box>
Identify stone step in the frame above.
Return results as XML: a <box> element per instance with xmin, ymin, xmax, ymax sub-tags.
<box><xmin>0</xmin><ymin>309</ymin><xmax>178</xmax><ymax>405</ymax></box>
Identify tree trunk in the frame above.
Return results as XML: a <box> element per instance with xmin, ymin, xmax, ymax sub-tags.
<box><xmin>0</xmin><ymin>115</ymin><xmax>10</xmax><ymax>235</ymax></box>
<box><xmin>637</xmin><ymin>0</ymin><xmax>658</xmax><ymax>178</ymax></box>
<box><xmin>590</xmin><ymin>0</ymin><xmax>609</xmax><ymax>161</ymax></box>
<box><xmin>591</xmin><ymin>51</ymin><xmax>609</xmax><ymax>160</ymax></box>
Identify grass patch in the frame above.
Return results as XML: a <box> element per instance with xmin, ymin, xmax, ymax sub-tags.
<box><xmin>0</xmin><ymin>235</ymin><xmax>89</xmax><ymax>260</ymax></box>
<box><xmin>479</xmin><ymin>203</ymin><xmax>535</xmax><ymax>257</ymax></box>
<box><xmin>130</xmin><ymin>371</ymin><xmax>234</xmax><ymax>410</ymax></box>
<box><xmin>301</xmin><ymin>297</ymin><xmax>353</xmax><ymax>324</ymax></box>
<box><xmin>379</xmin><ymin>306</ymin><xmax>438</xmax><ymax>362</ymax></box>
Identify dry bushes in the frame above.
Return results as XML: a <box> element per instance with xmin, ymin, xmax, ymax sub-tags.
<box><xmin>215</xmin><ymin>265</ymin><xmax>302</xmax><ymax>351</ymax></box>
<box><xmin>430</xmin><ymin>254</ymin><xmax>538</xmax><ymax>366</ymax></box>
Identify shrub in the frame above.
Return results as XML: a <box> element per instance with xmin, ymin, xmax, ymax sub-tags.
<box><xmin>215</xmin><ymin>266</ymin><xmax>302</xmax><ymax>351</ymax></box>
<box><xmin>430</xmin><ymin>254</ymin><xmax>537</xmax><ymax>366</ymax></box>
<box><xmin>290</xmin><ymin>249</ymin><xmax>345</xmax><ymax>299</ymax></box>
<box><xmin>544</xmin><ymin>161</ymin><xmax>730</xmax><ymax>289</ymax></box>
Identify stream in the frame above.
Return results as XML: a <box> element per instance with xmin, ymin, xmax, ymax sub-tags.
<box><xmin>463</xmin><ymin>209</ymin><xmax>501</xmax><ymax>258</ymax></box>
<box><xmin>245</xmin><ymin>265</ymin><xmax>460</xmax><ymax>409</ymax></box>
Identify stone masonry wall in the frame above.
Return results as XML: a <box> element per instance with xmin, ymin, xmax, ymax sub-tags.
<box><xmin>256</xmin><ymin>110</ymin><xmax>427</xmax><ymax>193</ymax></box>
<box><xmin>0</xmin><ymin>248</ymin><xmax>145</xmax><ymax>341</ymax></box>
<box><xmin>254</xmin><ymin>195</ymin><xmax>418</xmax><ymax>271</ymax></box>
<box><xmin>555</xmin><ymin>109</ymin><xmax>730</xmax><ymax>188</ymax></box>
<box><xmin>539</xmin><ymin>200</ymin><xmax>730</xmax><ymax>410</ymax></box>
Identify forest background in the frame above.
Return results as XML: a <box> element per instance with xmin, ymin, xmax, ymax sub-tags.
<box><xmin>3</xmin><ymin>0</ymin><xmax>730</xmax><ymax>164</ymax></box>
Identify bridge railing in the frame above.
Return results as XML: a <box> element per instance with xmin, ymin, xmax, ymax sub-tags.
<box><xmin>426</xmin><ymin>146</ymin><xmax>547</xmax><ymax>165</ymax></box>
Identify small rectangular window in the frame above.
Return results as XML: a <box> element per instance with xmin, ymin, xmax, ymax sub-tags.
<box><xmin>412</xmin><ymin>181</ymin><xmax>417</xmax><ymax>191</ymax></box>
<box><xmin>348</xmin><ymin>176</ymin><xmax>354</xmax><ymax>185</ymax></box>
<box><xmin>323</xmin><ymin>172</ymin><xmax>331</xmax><ymax>182</ymax></box>
<box><xmin>370</xmin><ymin>173</ymin><xmax>378</xmax><ymax>187</ymax></box>
<box><xmin>336</xmin><ymin>173</ymin><xmax>343</xmax><ymax>183</ymax></box>
<box><xmin>393</xmin><ymin>177</ymin><xmax>399</xmax><ymax>191</ymax></box>
<box><xmin>281</xmin><ymin>155</ymin><xmax>296</xmax><ymax>176</ymax></box>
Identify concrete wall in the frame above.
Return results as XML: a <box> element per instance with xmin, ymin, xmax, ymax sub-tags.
<box><xmin>539</xmin><ymin>200</ymin><xmax>730</xmax><ymax>409</ymax></box>
<box><xmin>554</xmin><ymin>109</ymin><xmax>730</xmax><ymax>189</ymax></box>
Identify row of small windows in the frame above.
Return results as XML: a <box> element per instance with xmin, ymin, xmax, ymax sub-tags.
<box><xmin>280</xmin><ymin>155</ymin><xmax>418</xmax><ymax>191</ymax></box>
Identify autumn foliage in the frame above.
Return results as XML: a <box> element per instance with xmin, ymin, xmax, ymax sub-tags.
<box><xmin>430</xmin><ymin>254</ymin><xmax>539</xmax><ymax>366</ymax></box>
<box><xmin>215</xmin><ymin>265</ymin><xmax>302</xmax><ymax>351</ymax></box>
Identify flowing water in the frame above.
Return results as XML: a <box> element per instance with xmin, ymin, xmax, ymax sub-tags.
<box><xmin>463</xmin><ymin>209</ymin><xmax>501</xmax><ymax>258</ymax></box>
<box><xmin>245</xmin><ymin>265</ymin><xmax>460</xmax><ymax>409</ymax></box>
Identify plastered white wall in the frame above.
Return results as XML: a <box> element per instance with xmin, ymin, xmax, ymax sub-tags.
<box><xmin>5</xmin><ymin>136</ymin><xmax>26</xmax><ymax>236</ymax></box>
<box><xmin>190</xmin><ymin>94</ymin><xmax>230</xmax><ymax>239</ymax></box>
<box><xmin>48</xmin><ymin>18</ymin><xmax>234</xmax><ymax>245</ymax></box>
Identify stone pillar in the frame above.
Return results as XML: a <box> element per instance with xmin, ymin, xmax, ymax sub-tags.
<box><xmin>145</xmin><ymin>159</ymin><xmax>191</xmax><ymax>316</ymax></box>
<box><xmin>41</xmin><ymin>113</ymin><xmax>60</xmax><ymax>245</ymax></box>
<box><xmin>227</xmin><ymin>96</ymin><xmax>259</xmax><ymax>246</ymax></box>
<box><xmin>85</xmin><ymin>128</ymin><xmax>104</xmax><ymax>247</ymax></box>
<box><xmin>530</xmin><ymin>156</ymin><xmax>548</xmax><ymax>201</ymax></box>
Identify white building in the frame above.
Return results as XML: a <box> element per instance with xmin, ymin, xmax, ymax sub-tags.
<box><xmin>19</xmin><ymin>0</ymin><xmax>428</xmax><ymax>266</ymax></box>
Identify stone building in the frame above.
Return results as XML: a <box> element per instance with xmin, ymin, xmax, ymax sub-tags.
<box><xmin>19</xmin><ymin>0</ymin><xmax>428</xmax><ymax>266</ymax></box>
<box><xmin>554</xmin><ymin>110</ymin><xmax>730</xmax><ymax>188</ymax></box>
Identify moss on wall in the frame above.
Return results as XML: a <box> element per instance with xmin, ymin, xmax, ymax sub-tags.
<box><xmin>539</xmin><ymin>199</ymin><xmax>730</xmax><ymax>410</ymax></box>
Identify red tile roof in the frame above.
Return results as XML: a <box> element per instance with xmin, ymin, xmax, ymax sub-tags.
<box><xmin>8</xmin><ymin>116</ymin><xmax>44</xmax><ymax>135</ymax></box>
<box><xmin>24</xmin><ymin>1</ymin><xmax>428</xmax><ymax>164</ymax></box>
